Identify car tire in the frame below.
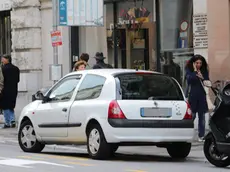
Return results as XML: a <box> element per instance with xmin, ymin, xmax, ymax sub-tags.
<box><xmin>18</xmin><ymin>120</ymin><xmax>45</xmax><ymax>153</ymax></box>
<box><xmin>87</xmin><ymin>124</ymin><xmax>112</xmax><ymax>160</ymax></box>
<box><xmin>167</xmin><ymin>142</ymin><xmax>191</xmax><ymax>159</ymax></box>
<box><xmin>203</xmin><ymin>138</ymin><xmax>230</xmax><ymax>167</ymax></box>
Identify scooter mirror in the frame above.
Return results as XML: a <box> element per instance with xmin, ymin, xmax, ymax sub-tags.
<box><xmin>203</xmin><ymin>80</ymin><xmax>212</xmax><ymax>87</ymax></box>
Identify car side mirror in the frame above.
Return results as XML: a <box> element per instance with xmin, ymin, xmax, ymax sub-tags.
<box><xmin>32</xmin><ymin>91</ymin><xmax>45</xmax><ymax>102</ymax></box>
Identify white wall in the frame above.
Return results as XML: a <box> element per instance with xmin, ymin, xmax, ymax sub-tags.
<box><xmin>79</xmin><ymin>5</ymin><xmax>108</xmax><ymax>66</ymax></box>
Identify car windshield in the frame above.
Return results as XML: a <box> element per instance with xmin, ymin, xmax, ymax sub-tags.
<box><xmin>115</xmin><ymin>73</ymin><xmax>184</xmax><ymax>100</ymax></box>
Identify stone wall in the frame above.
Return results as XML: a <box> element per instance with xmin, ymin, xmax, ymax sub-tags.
<box><xmin>11</xmin><ymin>0</ymin><xmax>43</xmax><ymax>91</ymax></box>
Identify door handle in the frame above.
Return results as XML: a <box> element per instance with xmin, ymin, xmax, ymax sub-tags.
<box><xmin>62</xmin><ymin>108</ymin><xmax>67</xmax><ymax>112</ymax></box>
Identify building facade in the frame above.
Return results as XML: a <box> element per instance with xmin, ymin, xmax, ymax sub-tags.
<box><xmin>0</xmin><ymin>0</ymin><xmax>229</xmax><ymax>94</ymax></box>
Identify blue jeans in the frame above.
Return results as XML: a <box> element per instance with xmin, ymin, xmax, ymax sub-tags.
<box><xmin>193</xmin><ymin>112</ymin><xmax>205</xmax><ymax>138</ymax></box>
<box><xmin>3</xmin><ymin>109</ymin><xmax>15</xmax><ymax>126</ymax></box>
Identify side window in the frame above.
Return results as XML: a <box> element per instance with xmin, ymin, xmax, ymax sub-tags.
<box><xmin>49</xmin><ymin>77</ymin><xmax>80</xmax><ymax>102</ymax></box>
<box><xmin>75</xmin><ymin>74</ymin><xmax>106</xmax><ymax>100</ymax></box>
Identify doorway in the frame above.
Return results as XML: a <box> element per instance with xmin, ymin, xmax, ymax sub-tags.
<box><xmin>0</xmin><ymin>10</ymin><xmax>11</xmax><ymax>55</ymax></box>
<box><xmin>107</xmin><ymin>28</ymin><xmax>150</xmax><ymax>69</ymax></box>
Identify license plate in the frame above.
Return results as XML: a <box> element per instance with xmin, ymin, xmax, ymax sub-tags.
<box><xmin>140</xmin><ymin>107</ymin><xmax>172</xmax><ymax>117</ymax></box>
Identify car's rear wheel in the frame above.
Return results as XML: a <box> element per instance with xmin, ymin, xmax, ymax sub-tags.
<box><xmin>87</xmin><ymin>124</ymin><xmax>112</xmax><ymax>160</ymax></box>
<box><xmin>18</xmin><ymin>120</ymin><xmax>45</xmax><ymax>153</ymax></box>
<box><xmin>167</xmin><ymin>142</ymin><xmax>191</xmax><ymax>159</ymax></box>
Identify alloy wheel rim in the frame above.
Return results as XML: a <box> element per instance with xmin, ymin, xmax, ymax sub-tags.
<box><xmin>88</xmin><ymin>128</ymin><xmax>100</xmax><ymax>154</ymax></box>
<box><xmin>20</xmin><ymin>125</ymin><xmax>36</xmax><ymax>149</ymax></box>
<box><xmin>209</xmin><ymin>142</ymin><xmax>228</xmax><ymax>160</ymax></box>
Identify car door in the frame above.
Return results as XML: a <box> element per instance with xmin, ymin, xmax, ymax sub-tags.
<box><xmin>34</xmin><ymin>75</ymin><xmax>82</xmax><ymax>137</ymax></box>
<box><xmin>68</xmin><ymin>74</ymin><xmax>107</xmax><ymax>141</ymax></box>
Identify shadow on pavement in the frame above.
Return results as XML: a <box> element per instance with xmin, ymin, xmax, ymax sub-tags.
<box><xmin>39</xmin><ymin>151</ymin><xmax>203</xmax><ymax>163</ymax></box>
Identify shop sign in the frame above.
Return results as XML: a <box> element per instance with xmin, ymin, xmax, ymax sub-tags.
<box><xmin>193</xmin><ymin>14</ymin><xmax>208</xmax><ymax>49</ymax></box>
<box><xmin>58</xmin><ymin>0</ymin><xmax>104</xmax><ymax>26</ymax></box>
<box><xmin>0</xmin><ymin>0</ymin><xmax>11</xmax><ymax>11</ymax></box>
<box><xmin>51</xmin><ymin>30</ymin><xmax>63</xmax><ymax>47</ymax></box>
<box><xmin>118</xmin><ymin>7</ymin><xmax>151</xmax><ymax>25</ymax></box>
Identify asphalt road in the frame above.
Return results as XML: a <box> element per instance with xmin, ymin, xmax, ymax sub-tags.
<box><xmin>0</xmin><ymin>140</ymin><xmax>229</xmax><ymax>172</ymax></box>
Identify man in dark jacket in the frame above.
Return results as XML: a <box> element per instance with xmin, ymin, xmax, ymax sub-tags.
<box><xmin>93</xmin><ymin>52</ymin><xmax>113</xmax><ymax>69</ymax></box>
<box><xmin>0</xmin><ymin>54</ymin><xmax>20</xmax><ymax>128</ymax></box>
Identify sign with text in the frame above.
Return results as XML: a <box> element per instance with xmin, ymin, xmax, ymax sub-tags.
<box><xmin>193</xmin><ymin>14</ymin><xmax>208</xmax><ymax>49</ymax></box>
<box><xmin>51</xmin><ymin>31</ymin><xmax>63</xmax><ymax>47</ymax></box>
<box><xmin>59</xmin><ymin>0</ymin><xmax>67</xmax><ymax>25</ymax></box>
<box><xmin>58</xmin><ymin>0</ymin><xmax>104</xmax><ymax>26</ymax></box>
<box><xmin>0</xmin><ymin>0</ymin><xmax>11</xmax><ymax>11</ymax></box>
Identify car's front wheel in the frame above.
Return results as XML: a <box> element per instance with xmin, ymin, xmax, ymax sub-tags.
<box><xmin>18</xmin><ymin>120</ymin><xmax>45</xmax><ymax>153</ymax></box>
<box><xmin>87</xmin><ymin>124</ymin><xmax>112</xmax><ymax>160</ymax></box>
<box><xmin>167</xmin><ymin>142</ymin><xmax>191</xmax><ymax>159</ymax></box>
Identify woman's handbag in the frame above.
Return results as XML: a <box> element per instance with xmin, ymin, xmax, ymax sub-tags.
<box><xmin>199</xmin><ymin>80</ymin><xmax>215</xmax><ymax>112</ymax></box>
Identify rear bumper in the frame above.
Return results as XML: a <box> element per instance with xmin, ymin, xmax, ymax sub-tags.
<box><xmin>108</xmin><ymin>119</ymin><xmax>194</xmax><ymax>128</ymax></box>
<box><xmin>101</xmin><ymin>119</ymin><xmax>195</xmax><ymax>143</ymax></box>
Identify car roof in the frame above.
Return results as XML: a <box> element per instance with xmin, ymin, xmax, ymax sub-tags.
<box><xmin>66</xmin><ymin>69</ymin><xmax>162</xmax><ymax>78</ymax></box>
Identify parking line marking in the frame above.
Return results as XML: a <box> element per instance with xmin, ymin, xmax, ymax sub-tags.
<box><xmin>35</xmin><ymin>154</ymin><xmax>89</xmax><ymax>161</ymax></box>
<box><xmin>17</xmin><ymin>156</ymin><xmax>46</xmax><ymax>160</ymax></box>
<box><xmin>63</xmin><ymin>161</ymin><xmax>95</xmax><ymax>166</ymax></box>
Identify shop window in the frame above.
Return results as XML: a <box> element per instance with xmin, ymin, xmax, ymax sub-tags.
<box><xmin>157</xmin><ymin>0</ymin><xmax>194</xmax><ymax>87</ymax></box>
<box><xmin>0</xmin><ymin>11</ymin><xmax>11</xmax><ymax>55</ymax></box>
<box><xmin>106</xmin><ymin>0</ymin><xmax>153</xmax><ymax>70</ymax></box>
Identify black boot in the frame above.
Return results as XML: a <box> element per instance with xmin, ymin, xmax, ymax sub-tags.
<box><xmin>2</xmin><ymin>124</ymin><xmax>10</xmax><ymax>129</ymax></box>
<box><xmin>11</xmin><ymin>121</ymin><xmax>16</xmax><ymax>128</ymax></box>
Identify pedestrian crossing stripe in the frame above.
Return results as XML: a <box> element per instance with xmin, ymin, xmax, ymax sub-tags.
<box><xmin>0</xmin><ymin>157</ymin><xmax>73</xmax><ymax>168</ymax></box>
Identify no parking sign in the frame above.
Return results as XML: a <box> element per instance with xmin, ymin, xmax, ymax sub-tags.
<box><xmin>51</xmin><ymin>30</ymin><xmax>63</xmax><ymax>47</ymax></box>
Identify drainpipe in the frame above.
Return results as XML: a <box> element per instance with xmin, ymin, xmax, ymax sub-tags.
<box><xmin>113</xmin><ymin>2</ymin><xmax>118</xmax><ymax>68</ymax></box>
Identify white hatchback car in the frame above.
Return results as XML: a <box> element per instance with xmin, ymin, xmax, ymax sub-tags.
<box><xmin>18</xmin><ymin>69</ymin><xmax>194</xmax><ymax>160</ymax></box>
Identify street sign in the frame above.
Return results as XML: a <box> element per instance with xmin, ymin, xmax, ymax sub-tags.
<box><xmin>58</xmin><ymin>0</ymin><xmax>104</xmax><ymax>26</ymax></box>
<box><xmin>51</xmin><ymin>30</ymin><xmax>63</xmax><ymax>47</ymax></box>
<box><xmin>59</xmin><ymin>0</ymin><xmax>67</xmax><ymax>25</ymax></box>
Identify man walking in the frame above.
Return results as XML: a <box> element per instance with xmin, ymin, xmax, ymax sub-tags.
<box><xmin>93</xmin><ymin>52</ymin><xmax>113</xmax><ymax>69</ymax></box>
<box><xmin>0</xmin><ymin>55</ymin><xmax>20</xmax><ymax>128</ymax></box>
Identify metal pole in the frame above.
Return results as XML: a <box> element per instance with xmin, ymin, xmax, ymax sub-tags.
<box><xmin>52</xmin><ymin>0</ymin><xmax>58</xmax><ymax>82</ymax></box>
<box><xmin>113</xmin><ymin>2</ymin><xmax>118</xmax><ymax>68</ymax></box>
<box><xmin>155</xmin><ymin>0</ymin><xmax>161</xmax><ymax>72</ymax></box>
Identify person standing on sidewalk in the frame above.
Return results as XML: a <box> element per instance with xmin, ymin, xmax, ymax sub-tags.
<box><xmin>72</xmin><ymin>53</ymin><xmax>91</xmax><ymax>71</ymax></box>
<box><xmin>0</xmin><ymin>55</ymin><xmax>20</xmax><ymax>128</ymax></box>
<box><xmin>0</xmin><ymin>56</ymin><xmax>4</xmax><ymax>115</ymax></box>
<box><xmin>185</xmin><ymin>54</ymin><xmax>209</xmax><ymax>141</ymax></box>
<box><xmin>93</xmin><ymin>52</ymin><xmax>113</xmax><ymax>69</ymax></box>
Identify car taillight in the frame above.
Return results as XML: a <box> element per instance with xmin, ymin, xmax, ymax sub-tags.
<box><xmin>184</xmin><ymin>102</ymin><xmax>193</xmax><ymax>120</ymax></box>
<box><xmin>108</xmin><ymin>100</ymin><xmax>126</xmax><ymax>119</ymax></box>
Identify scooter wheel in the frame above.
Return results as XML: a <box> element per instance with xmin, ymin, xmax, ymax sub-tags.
<box><xmin>203</xmin><ymin>138</ymin><xmax>230</xmax><ymax>167</ymax></box>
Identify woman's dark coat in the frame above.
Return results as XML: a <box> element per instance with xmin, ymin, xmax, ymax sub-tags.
<box><xmin>0</xmin><ymin>63</ymin><xmax>20</xmax><ymax>110</ymax></box>
<box><xmin>186</xmin><ymin>69</ymin><xmax>209</xmax><ymax>114</ymax></box>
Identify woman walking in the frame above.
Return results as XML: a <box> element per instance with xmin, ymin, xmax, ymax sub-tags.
<box><xmin>185</xmin><ymin>54</ymin><xmax>210</xmax><ymax>141</ymax></box>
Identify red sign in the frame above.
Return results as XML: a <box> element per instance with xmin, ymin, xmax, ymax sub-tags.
<box><xmin>51</xmin><ymin>30</ymin><xmax>62</xmax><ymax>47</ymax></box>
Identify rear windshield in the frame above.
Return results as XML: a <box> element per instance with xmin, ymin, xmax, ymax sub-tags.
<box><xmin>115</xmin><ymin>73</ymin><xmax>184</xmax><ymax>100</ymax></box>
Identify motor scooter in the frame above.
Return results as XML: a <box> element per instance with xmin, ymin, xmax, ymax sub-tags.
<box><xmin>203</xmin><ymin>80</ymin><xmax>230</xmax><ymax>167</ymax></box>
